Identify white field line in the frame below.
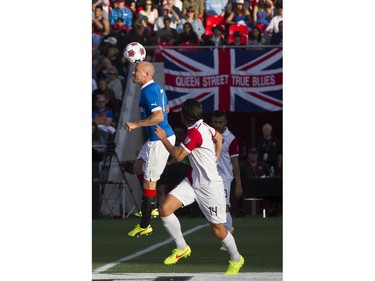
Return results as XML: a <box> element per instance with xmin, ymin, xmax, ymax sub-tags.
<box><xmin>92</xmin><ymin>272</ymin><xmax>283</xmax><ymax>281</ymax></box>
<box><xmin>93</xmin><ymin>223</ymin><xmax>209</xmax><ymax>273</ymax></box>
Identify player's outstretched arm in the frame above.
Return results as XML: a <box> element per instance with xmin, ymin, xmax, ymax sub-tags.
<box><xmin>124</xmin><ymin>110</ymin><xmax>163</xmax><ymax>131</ymax></box>
<box><xmin>155</xmin><ymin>125</ymin><xmax>188</xmax><ymax>161</ymax></box>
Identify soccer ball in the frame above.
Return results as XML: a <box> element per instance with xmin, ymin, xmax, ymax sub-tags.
<box><xmin>123</xmin><ymin>42</ymin><xmax>146</xmax><ymax>64</ymax></box>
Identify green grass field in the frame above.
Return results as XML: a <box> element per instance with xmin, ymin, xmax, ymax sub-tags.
<box><xmin>92</xmin><ymin>216</ymin><xmax>282</xmax><ymax>273</ymax></box>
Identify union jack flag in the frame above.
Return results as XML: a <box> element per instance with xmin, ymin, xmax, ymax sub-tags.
<box><xmin>162</xmin><ymin>48</ymin><xmax>282</xmax><ymax>113</ymax></box>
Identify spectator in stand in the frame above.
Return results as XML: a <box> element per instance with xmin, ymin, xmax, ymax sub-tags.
<box><xmin>154</xmin><ymin>4</ymin><xmax>181</xmax><ymax>32</ymax></box>
<box><xmin>205</xmin><ymin>0</ymin><xmax>226</xmax><ymax>17</ymax></box>
<box><xmin>126</xmin><ymin>21</ymin><xmax>152</xmax><ymax>47</ymax></box>
<box><xmin>165</xmin><ymin>0</ymin><xmax>183</xmax><ymax>19</ymax></box>
<box><xmin>92</xmin><ymin>94</ymin><xmax>113</xmax><ymax>127</ymax></box>
<box><xmin>176</xmin><ymin>22</ymin><xmax>199</xmax><ymax>45</ymax></box>
<box><xmin>92</xmin><ymin>77</ymin><xmax>116</xmax><ymax>113</ymax></box>
<box><xmin>107</xmin><ymin>67</ymin><xmax>123</xmax><ymax>110</ymax></box>
<box><xmin>105</xmin><ymin>43</ymin><xmax>127</xmax><ymax>78</ymax></box>
<box><xmin>255</xmin><ymin>123</ymin><xmax>282</xmax><ymax>174</ymax></box>
<box><xmin>155</xmin><ymin>16</ymin><xmax>179</xmax><ymax>45</ymax></box>
<box><xmin>236</xmin><ymin>146</ymin><xmax>268</xmax><ymax>217</ymax></box>
<box><xmin>111</xmin><ymin>18</ymin><xmax>129</xmax><ymax>51</ymax></box>
<box><xmin>252</xmin><ymin>0</ymin><xmax>274</xmax><ymax>32</ymax></box>
<box><xmin>265</xmin><ymin>5</ymin><xmax>282</xmax><ymax>34</ymax></box>
<box><xmin>228</xmin><ymin>31</ymin><xmax>246</xmax><ymax>46</ymax></box>
<box><xmin>138</xmin><ymin>0</ymin><xmax>159</xmax><ymax>27</ymax></box>
<box><xmin>226</xmin><ymin>0</ymin><xmax>252</xmax><ymax>14</ymax></box>
<box><xmin>270</xmin><ymin>20</ymin><xmax>282</xmax><ymax>45</ymax></box>
<box><xmin>96</xmin><ymin>55</ymin><xmax>115</xmax><ymax>80</ymax></box>
<box><xmin>201</xmin><ymin>25</ymin><xmax>226</xmax><ymax>47</ymax></box>
<box><xmin>168</xmin><ymin>0</ymin><xmax>183</xmax><ymax>12</ymax></box>
<box><xmin>182</xmin><ymin>0</ymin><xmax>204</xmax><ymax>21</ymax></box>
<box><xmin>177</xmin><ymin>7</ymin><xmax>205</xmax><ymax>40</ymax></box>
<box><xmin>109</xmin><ymin>0</ymin><xmax>133</xmax><ymax>30</ymax></box>
<box><xmin>126</xmin><ymin>0</ymin><xmax>137</xmax><ymax>16</ymax></box>
<box><xmin>225</xmin><ymin>0</ymin><xmax>252</xmax><ymax>28</ymax></box>
<box><xmin>248</xmin><ymin>25</ymin><xmax>266</xmax><ymax>46</ymax></box>
<box><xmin>92</xmin><ymin>95</ymin><xmax>115</xmax><ymax>143</ymax></box>
<box><xmin>92</xmin><ymin>5</ymin><xmax>111</xmax><ymax>46</ymax></box>
<box><xmin>134</xmin><ymin>14</ymin><xmax>152</xmax><ymax>34</ymax></box>
<box><xmin>101</xmin><ymin>0</ymin><xmax>112</xmax><ymax>20</ymax></box>
<box><xmin>92</xmin><ymin>0</ymin><xmax>100</xmax><ymax>17</ymax></box>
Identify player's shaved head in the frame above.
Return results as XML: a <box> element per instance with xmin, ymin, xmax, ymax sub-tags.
<box><xmin>138</xmin><ymin>61</ymin><xmax>155</xmax><ymax>77</ymax></box>
<box><xmin>133</xmin><ymin>61</ymin><xmax>155</xmax><ymax>85</ymax></box>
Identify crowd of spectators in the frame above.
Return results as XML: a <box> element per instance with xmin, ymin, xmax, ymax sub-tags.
<box><xmin>92</xmin><ymin>0</ymin><xmax>283</xmax><ymax>156</ymax></box>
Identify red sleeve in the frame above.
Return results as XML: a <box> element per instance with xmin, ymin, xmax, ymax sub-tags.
<box><xmin>229</xmin><ymin>137</ymin><xmax>239</xmax><ymax>156</ymax></box>
<box><xmin>182</xmin><ymin>128</ymin><xmax>202</xmax><ymax>152</ymax></box>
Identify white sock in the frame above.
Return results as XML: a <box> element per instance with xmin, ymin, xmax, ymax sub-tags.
<box><xmin>224</xmin><ymin>211</ymin><xmax>233</xmax><ymax>232</ymax></box>
<box><xmin>161</xmin><ymin>213</ymin><xmax>187</xmax><ymax>250</ymax></box>
<box><xmin>222</xmin><ymin>231</ymin><xmax>241</xmax><ymax>262</ymax></box>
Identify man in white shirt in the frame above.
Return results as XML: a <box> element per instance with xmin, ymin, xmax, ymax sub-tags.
<box><xmin>211</xmin><ymin>110</ymin><xmax>243</xmax><ymax>251</ymax></box>
<box><xmin>155</xmin><ymin>99</ymin><xmax>244</xmax><ymax>275</ymax></box>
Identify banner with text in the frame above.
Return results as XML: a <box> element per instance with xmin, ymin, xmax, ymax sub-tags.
<box><xmin>162</xmin><ymin>48</ymin><xmax>282</xmax><ymax>113</ymax></box>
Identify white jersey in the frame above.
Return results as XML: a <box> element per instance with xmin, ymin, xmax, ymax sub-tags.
<box><xmin>217</xmin><ymin>127</ymin><xmax>239</xmax><ymax>182</ymax></box>
<box><xmin>180</xmin><ymin>119</ymin><xmax>221</xmax><ymax>187</ymax></box>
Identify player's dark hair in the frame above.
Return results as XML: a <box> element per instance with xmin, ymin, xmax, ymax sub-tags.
<box><xmin>212</xmin><ymin>110</ymin><xmax>227</xmax><ymax>119</ymax></box>
<box><xmin>181</xmin><ymin>99</ymin><xmax>203</xmax><ymax>125</ymax></box>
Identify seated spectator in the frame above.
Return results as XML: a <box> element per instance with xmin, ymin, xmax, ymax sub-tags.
<box><xmin>106</xmin><ymin>44</ymin><xmax>127</xmax><ymax>78</ymax></box>
<box><xmin>155</xmin><ymin>16</ymin><xmax>178</xmax><ymax>45</ymax></box>
<box><xmin>92</xmin><ymin>95</ymin><xmax>115</xmax><ymax>143</ymax></box>
<box><xmin>125</xmin><ymin>21</ymin><xmax>152</xmax><ymax>47</ymax></box>
<box><xmin>225</xmin><ymin>0</ymin><xmax>252</xmax><ymax>29</ymax></box>
<box><xmin>228</xmin><ymin>31</ymin><xmax>246</xmax><ymax>46</ymax></box>
<box><xmin>201</xmin><ymin>25</ymin><xmax>226</xmax><ymax>47</ymax></box>
<box><xmin>182</xmin><ymin>0</ymin><xmax>204</xmax><ymax>21</ymax></box>
<box><xmin>163</xmin><ymin>0</ymin><xmax>183</xmax><ymax>20</ymax></box>
<box><xmin>96</xmin><ymin>56</ymin><xmax>115</xmax><ymax>80</ymax></box>
<box><xmin>126</xmin><ymin>0</ymin><xmax>137</xmax><ymax>16</ymax></box>
<box><xmin>111</xmin><ymin>18</ymin><xmax>129</xmax><ymax>51</ymax></box>
<box><xmin>205</xmin><ymin>0</ymin><xmax>226</xmax><ymax>17</ymax></box>
<box><xmin>109</xmin><ymin>0</ymin><xmax>133</xmax><ymax>30</ymax></box>
<box><xmin>177</xmin><ymin>6</ymin><xmax>205</xmax><ymax>40</ymax></box>
<box><xmin>101</xmin><ymin>0</ymin><xmax>112</xmax><ymax>20</ymax></box>
<box><xmin>138</xmin><ymin>0</ymin><xmax>159</xmax><ymax>27</ymax></box>
<box><xmin>265</xmin><ymin>5</ymin><xmax>282</xmax><ymax>35</ymax></box>
<box><xmin>92</xmin><ymin>5</ymin><xmax>111</xmax><ymax>46</ymax></box>
<box><xmin>92</xmin><ymin>77</ymin><xmax>116</xmax><ymax>115</ymax></box>
<box><xmin>236</xmin><ymin>146</ymin><xmax>269</xmax><ymax>217</ymax></box>
<box><xmin>154</xmin><ymin>4</ymin><xmax>180</xmax><ymax>32</ymax></box>
<box><xmin>107</xmin><ymin>67</ymin><xmax>123</xmax><ymax>107</ymax></box>
<box><xmin>252</xmin><ymin>0</ymin><xmax>274</xmax><ymax>32</ymax></box>
<box><xmin>176</xmin><ymin>22</ymin><xmax>199</xmax><ymax>45</ymax></box>
<box><xmin>270</xmin><ymin>20</ymin><xmax>282</xmax><ymax>45</ymax></box>
<box><xmin>248</xmin><ymin>25</ymin><xmax>266</xmax><ymax>46</ymax></box>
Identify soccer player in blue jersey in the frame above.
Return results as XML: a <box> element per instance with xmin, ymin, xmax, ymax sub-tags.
<box><xmin>125</xmin><ymin>61</ymin><xmax>176</xmax><ymax>237</ymax></box>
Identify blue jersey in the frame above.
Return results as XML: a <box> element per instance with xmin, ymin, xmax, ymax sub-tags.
<box><xmin>139</xmin><ymin>81</ymin><xmax>174</xmax><ymax>141</ymax></box>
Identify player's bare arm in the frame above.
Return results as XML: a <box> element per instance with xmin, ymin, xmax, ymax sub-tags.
<box><xmin>213</xmin><ymin>131</ymin><xmax>223</xmax><ymax>162</ymax></box>
<box><xmin>154</xmin><ymin>125</ymin><xmax>188</xmax><ymax>161</ymax></box>
<box><xmin>231</xmin><ymin>156</ymin><xmax>243</xmax><ymax>198</ymax></box>
<box><xmin>124</xmin><ymin>110</ymin><xmax>164</xmax><ymax>132</ymax></box>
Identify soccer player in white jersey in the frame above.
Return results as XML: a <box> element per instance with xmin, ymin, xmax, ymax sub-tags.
<box><xmin>211</xmin><ymin>110</ymin><xmax>243</xmax><ymax>250</ymax></box>
<box><xmin>154</xmin><ymin>99</ymin><xmax>244</xmax><ymax>275</ymax></box>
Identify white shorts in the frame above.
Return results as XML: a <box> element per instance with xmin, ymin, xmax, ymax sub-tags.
<box><xmin>222</xmin><ymin>179</ymin><xmax>232</xmax><ymax>207</ymax></box>
<box><xmin>137</xmin><ymin>135</ymin><xmax>176</xmax><ymax>181</ymax></box>
<box><xmin>169</xmin><ymin>178</ymin><xmax>226</xmax><ymax>224</ymax></box>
